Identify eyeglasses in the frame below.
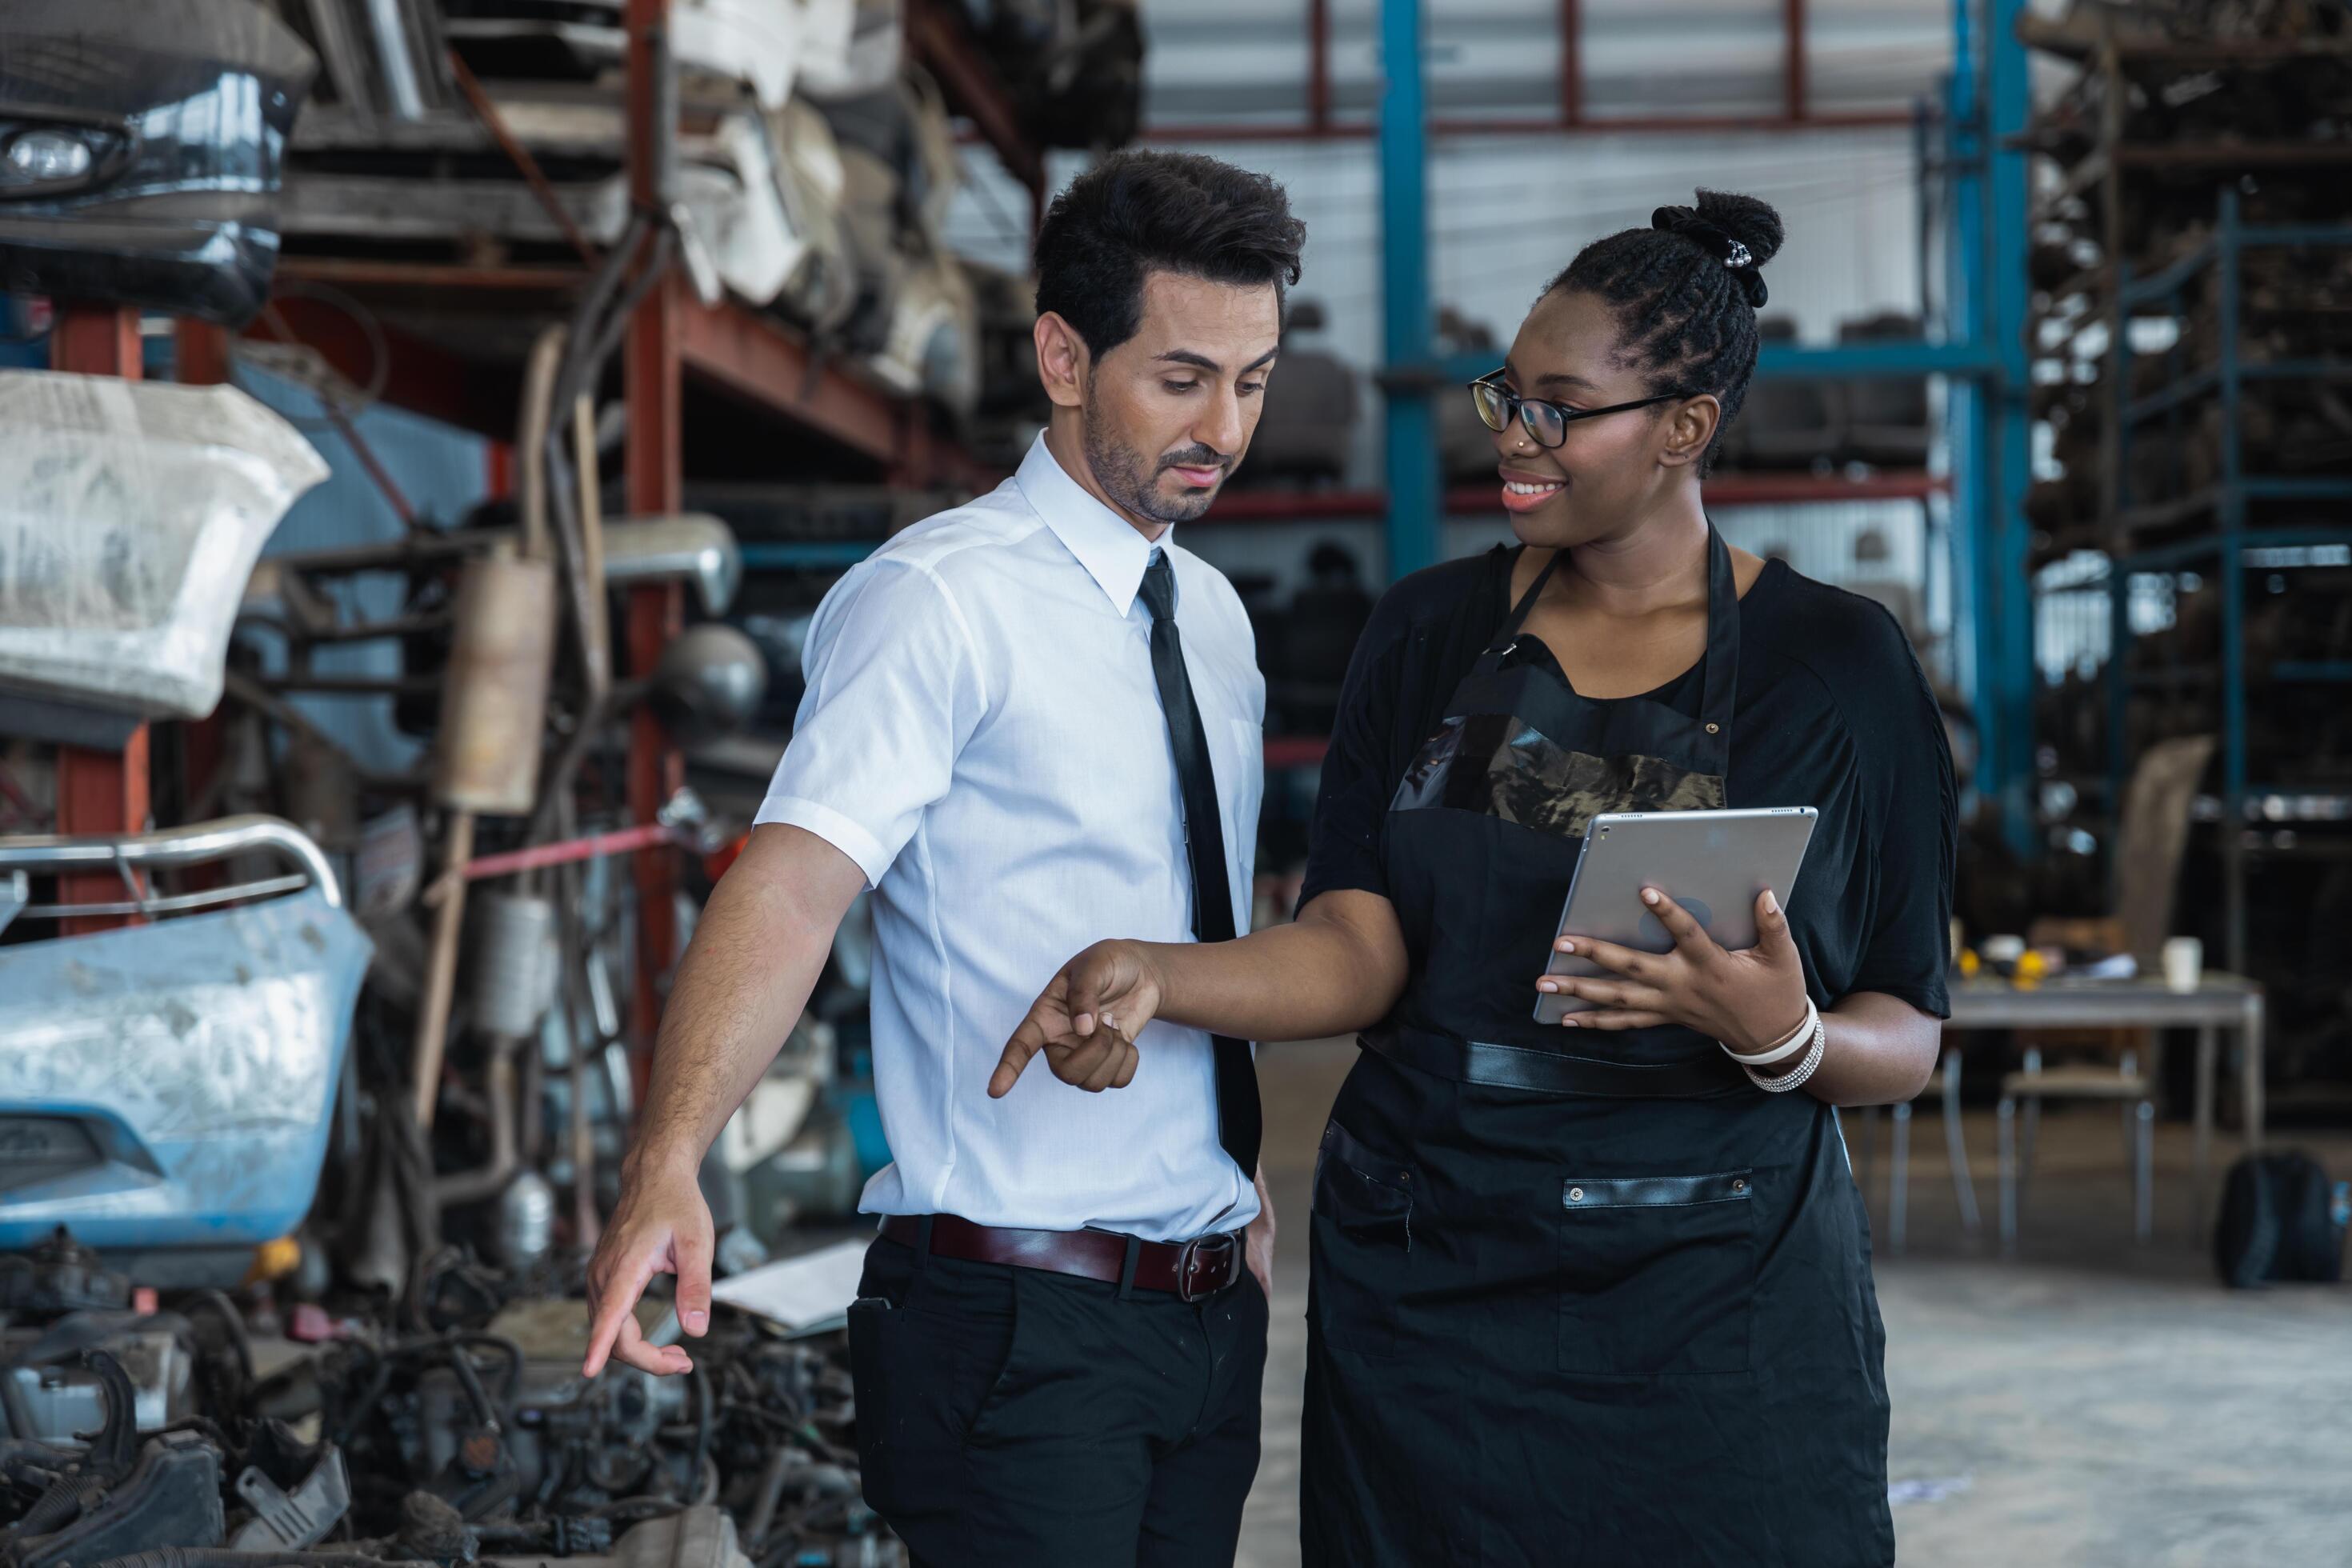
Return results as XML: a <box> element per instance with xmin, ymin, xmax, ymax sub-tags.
<box><xmin>1468</xmin><ymin>370</ymin><xmax>1692</xmax><ymax>449</ymax></box>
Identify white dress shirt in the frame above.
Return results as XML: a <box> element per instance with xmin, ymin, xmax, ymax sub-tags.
<box><xmin>756</xmin><ymin>435</ymin><xmax>1265</xmax><ymax>1242</ymax></box>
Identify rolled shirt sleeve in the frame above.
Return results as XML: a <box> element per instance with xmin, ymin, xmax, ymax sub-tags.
<box><xmin>755</xmin><ymin>557</ymin><xmax>986</xmax><ymax>886</ymax></box>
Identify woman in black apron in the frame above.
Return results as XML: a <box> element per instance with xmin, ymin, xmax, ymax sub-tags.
<box><xmin>995</xmin><ymin>190</ymin><xmax>1955</xmax><ymax>1565</ymax></box>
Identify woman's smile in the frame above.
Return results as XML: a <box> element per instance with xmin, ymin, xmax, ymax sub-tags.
<box><xmin>1500</xmin><ymin>467</ymin><xmax>1567</xmax><ymax>513</ymax></box>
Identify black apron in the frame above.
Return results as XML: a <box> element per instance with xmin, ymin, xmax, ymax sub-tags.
<box><xmin>1301</xmin><ymin>530</ymin><xmax>1894</xmax><ymax>1567</ymax></box>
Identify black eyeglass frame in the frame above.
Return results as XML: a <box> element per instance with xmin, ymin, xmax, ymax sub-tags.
<box><xmin>1468</xmin><ymin>370</ymin><xmax>1696</xmax><ymax>449</ymax></box>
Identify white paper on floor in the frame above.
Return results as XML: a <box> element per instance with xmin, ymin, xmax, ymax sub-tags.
<box><xmin>711</xmin><ymin>1238</ymin><xmax>870</xmax><ymax>1334</ymax></box>
<box><xmin>1888</xmin><ymin>1476</ymin><xmax>1974</xmax><ymax>1506</ymax></box>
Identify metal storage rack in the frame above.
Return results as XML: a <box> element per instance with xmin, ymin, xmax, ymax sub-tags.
<box><xmin>1372</xmin><ymin>0</ymin><xmax>2038</xmax><ymax>848</ymax></box>
<box><xmin>2098</xmin><ymin>186</ymin><xmax>2352</xmax><ymax>975</ymax></box>
<box><xmin>218</xmin><ymin>0</ymin><xmax>1046</xmax><ymax>1074</ymax></box>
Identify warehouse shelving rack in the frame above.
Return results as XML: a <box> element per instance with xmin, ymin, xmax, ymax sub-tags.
<box><xmin>1362</xmin><ymin>0</ymin><xmax>2038</xmax><ymax>848</ymax></box>
<box><xmin>212</xmin><ymin>0</ymin><xmax>1049</xmax><ymax>1074</ymax></box>
<box><xmin>2094</xmin><ymin>186</ymin><xmax>2352</xmax><ymax>974</ymax></box>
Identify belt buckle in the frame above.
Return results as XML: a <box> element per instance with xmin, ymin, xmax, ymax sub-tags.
<box><xmin>1174</xmin><ymin>1233</ymin><xmax>1237</xmax><ymax>1302</ymax></box>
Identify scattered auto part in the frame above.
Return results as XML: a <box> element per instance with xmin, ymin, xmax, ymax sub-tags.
<box><xmin>226</xmin><ymin>1446</ymin><xmax>351</xmax><ymax>1551</ymax></box>
<box><xmin>2</xmin><ymin>1354</ymin><xmax>228</xmax><ymax>1567</ymax></box>
<box><xmin>0</xmin><ymin>818</ymin><xmax>370</xmax><ymax>1255</ymax></box>
<box><xmin>0</xmin><ymin>374</ymin><xmax>329</xmax><ymax>721</ymax></box>
<box><xmin>651</xmin><ymin>626</ymin><xmax>770</xmax><ymax>747</ymax></box>
<box><xmin>0</xmin><ymin>0</ymin><xmax>317</xmax><ymax>326</ymax></box>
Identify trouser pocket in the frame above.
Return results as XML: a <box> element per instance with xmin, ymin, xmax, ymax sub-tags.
<box><xmin>1556</xmin><ymin>1169</ymin><xmax>1758</xmax><ymax>1378</ymax></box>
<box><xmin>846</xmin><ymin>1239</ymin><xmax>1022</xmax><ymax>1526</ymax></box>
<box><xmin>1309</xmin><ymin>1119</ymin><xmax>1414</xmax><ymax>1360</ymax></box>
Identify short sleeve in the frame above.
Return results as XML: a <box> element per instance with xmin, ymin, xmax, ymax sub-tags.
<box><xmin>755</xmin><ymin>558</ymin><xmax>985</xmax><ymax>886</ymax></box>
<box><xmin>1298</xmin><ymin>616</ymin><xmax>1408</xmax><ymax>911</ymax></box>
<box><xmin>1845</xmin><ymin>624</ymin><xmax>1957</xmax><ymax>1019</ymax></box>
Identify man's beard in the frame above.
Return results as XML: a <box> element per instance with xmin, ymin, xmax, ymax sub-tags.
<box><xmin>1082</xmin><ymin>390</ymin><xmax>1227</xmax><ymax>526</ymax></box>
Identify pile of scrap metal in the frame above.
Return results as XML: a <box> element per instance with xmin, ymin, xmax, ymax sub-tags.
<box><xmin>0</xmin><ymin>1234</ymin><xmax>897</xmax><ymax>1567</ymax></box>
<box><xmin>0</xmin><ymin>0</ymin><xmax>318</xmax><ymax>328</ymax></box>
<box><xmin>261</xmin><ymin>0</ymin><xmax>1142</xmax><ymax>426</ymax></box>
<box><xmin>2019</xmin><ymin>0</ymin><xmax>2352</xmax><ymax>566</ymax></box>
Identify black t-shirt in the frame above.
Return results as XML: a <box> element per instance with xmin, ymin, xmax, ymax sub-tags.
<box><xmin>1301</xmin><ymin>544</ymin><xmax>1956</xmax><ymax>1026</ymax></box>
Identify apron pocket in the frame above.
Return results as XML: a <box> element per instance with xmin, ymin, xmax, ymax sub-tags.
<box><xmin>1556</xmin><ymin>1168</ymin><xmax>1757</xmax><ymax>1378</ymax></box>
<box><xmin>1310</xmin><ymin>1118</ymin><xmax>1414</xmax><ymax>1359</ymax></box>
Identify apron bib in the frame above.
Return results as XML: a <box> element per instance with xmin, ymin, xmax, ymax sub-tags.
<box><xmin>1301</xmin><ymin>529</ymin><xmax>1894</xmax><ymax>1568</ymax></box>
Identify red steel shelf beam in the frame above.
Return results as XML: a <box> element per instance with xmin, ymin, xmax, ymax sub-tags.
<box><xmin>1150</xmin><ymin>0</ymin><xmax>1906</xmax><ymax>145</ymax></box>
<box><xmin>674</xmin><ymin>298</ymin><xmax>998</xmax><ymax>490</ymax></box>
<box><xmin>1146</xmin><ymin>109</ymin><xmax>1920</xmax><ymax>143</ymax></box>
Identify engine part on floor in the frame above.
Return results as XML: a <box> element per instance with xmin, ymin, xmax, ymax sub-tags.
<box><xmin>0</xmin><ymin>1</ymin><xmax>316</xmax><ymax>326</ymax></box>
<box><xmin>0</xmin><ymin>821</ymin><xmax>370</xmax><ymax>1257</ymax></box>
<box><xmin>0</xmin><ymin>375</ymin><xmax>329</xmax><ymax>721</ymax></box>
<box><xmin>2</xmin><ymin>1318</ymin><xmax>195</xmax><ymax>1442</ymax></box>
<box><xmin>651</xmin><ymin>628</ymin><xmax>770</xmax><ymax>749</ymax></box>
<box><xmin>226</xmin><ymin>1446</ymin><xmax>350</xmax><ymax>1552</ymax></box>
<box><xmin>8</xmin><ymin>1433</ymin><xmax>226</xmax><ymax>1567</ymax></box>
<box><xmin>514</xmin><ymin>1506</ymin><xmax>751</xmax><ymax>1568</ymax></box>
<box><xmin>2</xmin><ymin>1352</ymin><xmax>226</xmax><ymax>1568</ymax></box>
<box><xmin>0</xmin><ymin>1233</ymin><xmax>132</xmax><ymax>1319</ymax></box>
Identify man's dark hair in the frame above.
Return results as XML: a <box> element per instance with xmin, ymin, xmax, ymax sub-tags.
<box><xmin>1545</xmin><ymin>189</ymin><xmax>1785</xmax><ymax>478</ymax></box>
<box><xmin>1034</xmin><ymin>151</ymin><xmax>1306</xmax><ymax>359</ymax></box>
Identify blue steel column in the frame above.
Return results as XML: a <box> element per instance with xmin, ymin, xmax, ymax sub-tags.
<box><xmin>1986</xmin><ymin>0</ymin><xmax>2037</xmax><ymax>856</ymax></box>
<box><xmin>1945</xmin><ymin>0</ymin><xmax>1994</xmax><ymax>826</ymax></box>
<box><xmin>1379</xmin><ymin>0</ymin><xmax>1441</xmax><ymax>582</ymax></box>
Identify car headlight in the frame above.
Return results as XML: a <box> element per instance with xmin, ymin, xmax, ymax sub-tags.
<box><xmin>0</xmin><ymin>122</ymin><xmax>127</xmax><ymax>196</ymax></box>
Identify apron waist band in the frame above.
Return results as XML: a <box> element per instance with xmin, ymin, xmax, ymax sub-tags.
<box><xmin>1363</xmin><ymin>1022</ymin><xmax>1741</xmax><ymax>1100</ymax></box>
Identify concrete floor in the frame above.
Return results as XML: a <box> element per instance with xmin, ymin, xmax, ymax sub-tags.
<box><xmin>1238</xmin><ymin>1040</ymin><xmax>2352</xmax><ymax>1568</ymax></box>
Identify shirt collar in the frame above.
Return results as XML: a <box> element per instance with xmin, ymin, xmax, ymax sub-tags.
<box><xmin>1015</xmin><ymin>433</ymin><xmax>1169</xmax><ymax>617</ymax></box>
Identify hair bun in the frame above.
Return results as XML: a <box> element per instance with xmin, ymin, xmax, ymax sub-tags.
<box><xmin>1651</xmin><ymin>190</ymin><xmax>1783</xmax><ymax>308</ymax></box>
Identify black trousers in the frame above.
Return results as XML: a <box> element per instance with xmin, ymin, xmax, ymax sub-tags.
<box><xmin>847</xmin><ymin>1232</ymin><xmax>1267</xmax><ymax>1567</ymax></box>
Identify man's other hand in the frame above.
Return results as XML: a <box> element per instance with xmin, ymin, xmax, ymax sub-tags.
<box><xmin>581</xmin><ymin>1158</ymin><xmax>714</xmax><ymax>1378</ymax></box>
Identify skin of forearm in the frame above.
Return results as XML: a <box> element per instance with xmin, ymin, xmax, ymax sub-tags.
<box><xmin>1792</xmin><ymin>991</ymin><xmax>1942</xmax><ymax>1107</ymax></box>
<box><xmin>1146</xmin><ymin>894</ymin><xmax>1409</xmax><ymax>1043</ymax></box>
<box><xmin>625</xmin><ymin>825</ymin><xmax>862</xmax><ymax>1183</ymax></box>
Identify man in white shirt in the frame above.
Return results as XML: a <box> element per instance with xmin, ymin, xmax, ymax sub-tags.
<box><xmin>581</xmin><ymin>150</ymin><xmax>1302</xmax><ymax>1567</ymax></box>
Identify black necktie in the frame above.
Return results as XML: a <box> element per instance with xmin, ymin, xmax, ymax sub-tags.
<box><xmin>1139</xmin><ymin>549</ymin><xmax>1262</xmax><ymax>1178</ymax></box>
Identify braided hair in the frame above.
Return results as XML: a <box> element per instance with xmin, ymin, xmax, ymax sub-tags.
<box><xmin>1544</xmin><ymin>189</ymin><xmax>1784</xmax><ymax>478</ymax></box>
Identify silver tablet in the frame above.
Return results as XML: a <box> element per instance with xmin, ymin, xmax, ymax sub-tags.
<box><xmin>1534</xmin><ymin>806</ymin><xmax>1818</xmax><ymax>1025</ymax></box>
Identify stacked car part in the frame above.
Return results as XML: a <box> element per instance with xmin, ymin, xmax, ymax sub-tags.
<box><xmin>2022</xmin><ymin>0</ymin><xmax>2352</xmax><ymax>1090</ymax></box>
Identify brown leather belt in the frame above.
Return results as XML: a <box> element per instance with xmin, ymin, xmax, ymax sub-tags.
<box><xmin>878</xmin><ymin>1214</ymin><xmax>1243</xmax><ymax>1302</ymax></box>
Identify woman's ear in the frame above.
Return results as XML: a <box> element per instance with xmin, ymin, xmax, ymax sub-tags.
<box><xmin>1658</xmin><ymin>394</ymin><xmax>1721</xmax><ymax>470</ymax></box>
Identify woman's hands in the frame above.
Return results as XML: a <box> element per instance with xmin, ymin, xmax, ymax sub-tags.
<box><xmin>1536</xmin><ymin>886</ymin><xmax>1810</xmax><ymax>1056</ymax></box>
<box><xmin>990</xmin><ymin>938</ymin><xmax>1169</xmax><ymax>1097</ymax></box>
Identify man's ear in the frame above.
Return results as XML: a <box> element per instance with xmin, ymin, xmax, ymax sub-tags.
<box><xmin>1658</xmin><ymin>394</ymin><xmax>1722</xmax><ymax>470</ymax></box>
<box><xmin>1034</xmin><ymin>311</ymin><xmax>1089</xmax><ymax>410</ymax></box>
